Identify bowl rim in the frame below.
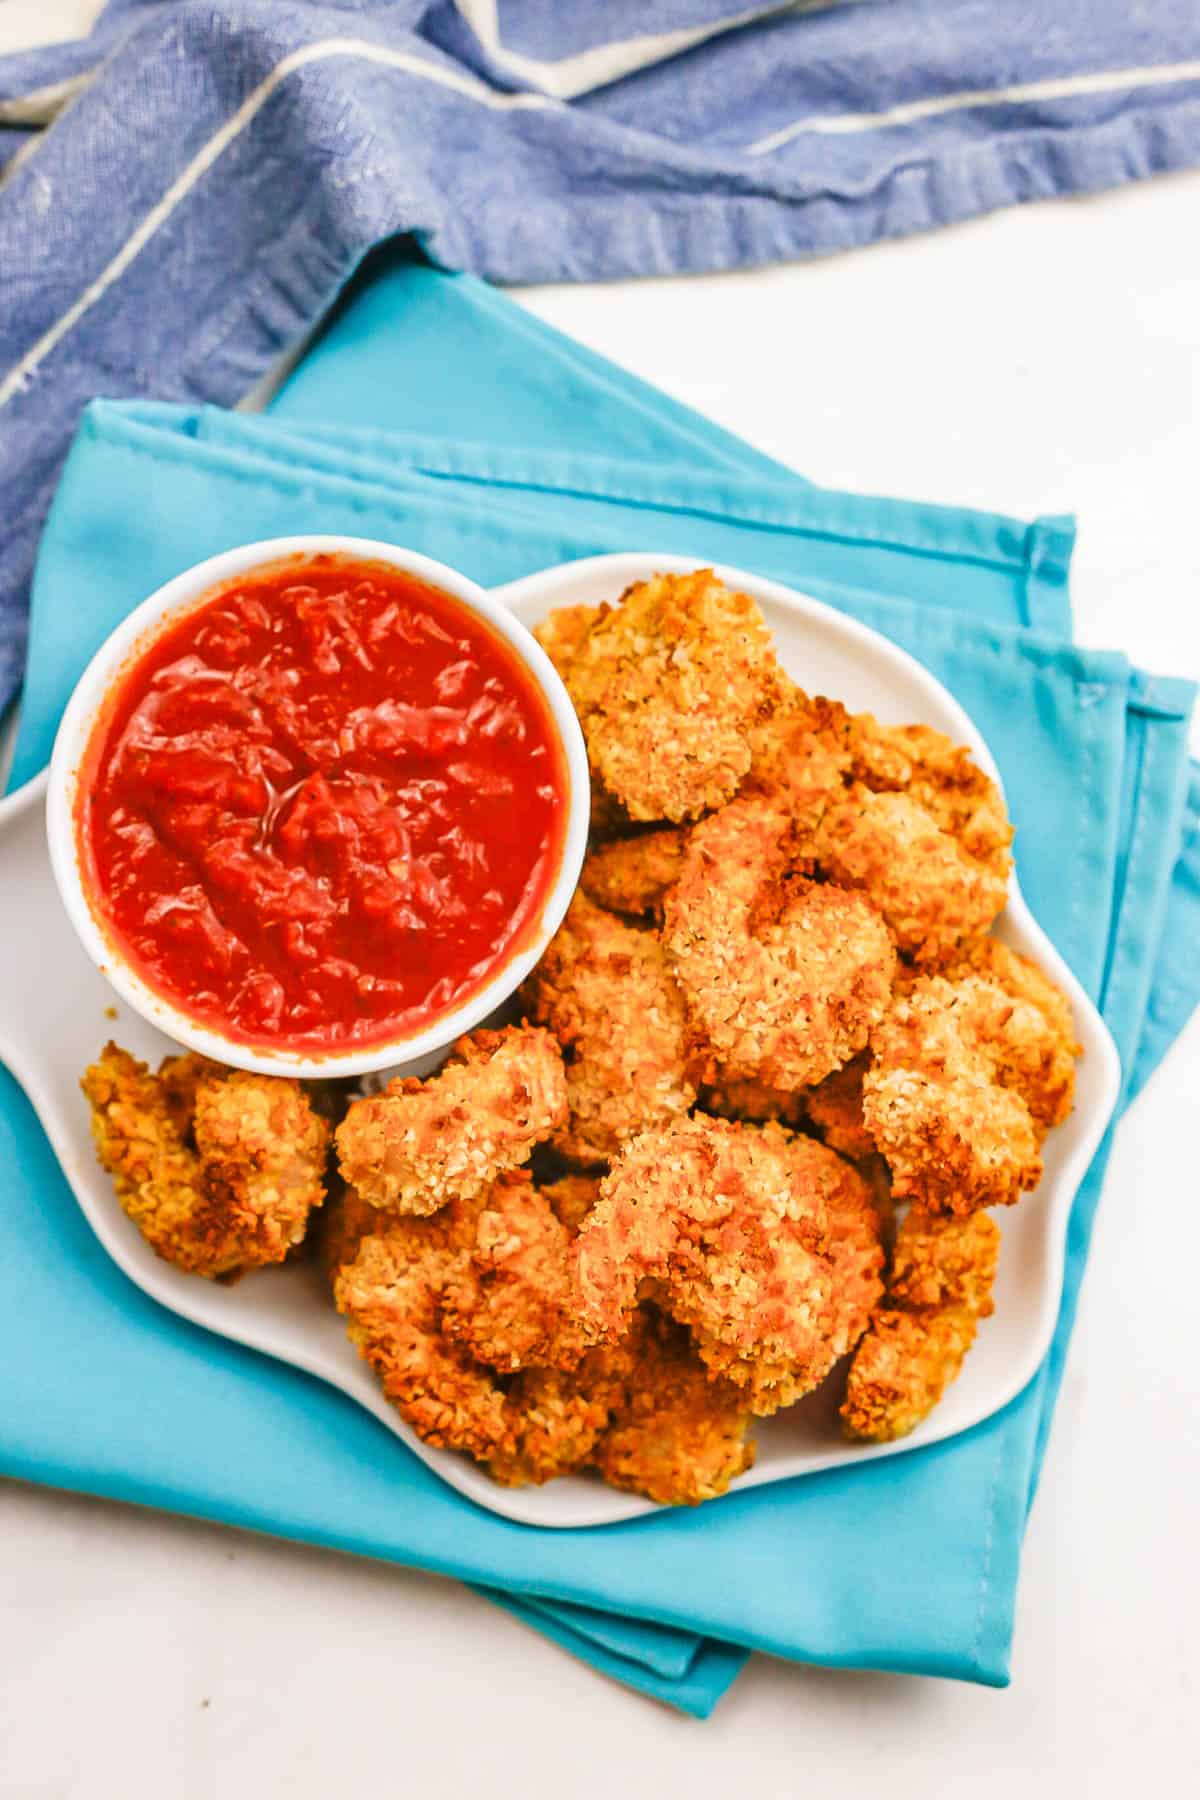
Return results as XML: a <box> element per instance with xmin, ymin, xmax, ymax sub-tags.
<box><xmin>45</xmin><ymin>534</ymin><xmax>591</xmax><ymax>1079</ymax></box>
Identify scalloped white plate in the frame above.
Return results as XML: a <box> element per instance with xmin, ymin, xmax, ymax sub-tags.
<box><xmin>0</xmin><ymin>553</ymin><xmax>1120</xmax><ymax>1528</ymax></box>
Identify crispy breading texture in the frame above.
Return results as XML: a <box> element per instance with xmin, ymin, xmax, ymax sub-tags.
<box><xmin>334</xmin><ymin>1025</ymin><xmax>567</xmax><ymax>1216</ymax></box>
<box><xmin>663</xmin><ymin>794</ymin><xmax>895</xmax><ymax>1090</ymax></box>
<box><xmin>439</xmin><ymin>1172</ymin><xmax>587</xmax><ymax>1373</ymax></box>
<box><xmin>593</xmin><ymin>1309</ymin><xmax>755</xmax><ymax>1506</ymax></box>
<box><xmin>751</xmin><ymin>700</ymin><xmax>1014</xmax><ymax>968</ymax></box>
<box><xmin>333</xmin><ymin>1202</ymin><xmax>513</xmax><ymax>1459</ymax></box>
<box><xmin>572</xmin><ymin>1115</ymin><xmax>885</xmax><ymax>1416</ymax></box>
<box><xmin>81</xmin><ymin>1043</ymin><xmax>329</xmax><ymax>1279</ymax></box>
<box><xmin>580</xmin><ymin>827</ymin><xmax>689</xmax><ymax>921</ymax></box>
<box><xmin>559</xmin><ymin>570</ymin><xmax>779</xmax><ymax>822</ymax></box>
<box><xmin>522</xmin><ymin>891</ymin><xmax>696</xmax><ymax>1164</ymax></box>
<box><xmin>841</xmin><ymin>1207</ymin><xmax>1001</xmax><ymax>1442</ymax></box>
<box><xmin>840</xmin><ymin>1307</ymin><xmax>978</xmax><ymax>1443</ymax></box>
<box><xmin>863</xmin><ymin>972</ymin><xmax>1074</xmax><ymax>1213</ymax></box>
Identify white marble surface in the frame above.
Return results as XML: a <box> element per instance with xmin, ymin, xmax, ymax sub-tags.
<box><xmin>2</xmin><ymin>35</ymin><xmax>1199</xmax><ymax>1793</ymax></box>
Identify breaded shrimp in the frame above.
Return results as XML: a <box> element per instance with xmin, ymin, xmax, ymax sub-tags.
<box><xmin>82</xmin><ymin>1042</ymin><xmax>329</xmax><ymax>1279</ymax></box>
<box><xmin>333</xmin><ymin>1202</ymin><xmax>512</xmax><ymax>1459</ymax></box>
<box><xmin>487</xmin><ymin>1351</ymin><xmax>626</xmax><ymax>1488</ymax></box>
<box><xmin>580</xmin><ymin>827</ymin><xmax>689</xmax><ymax>921</ymax></box>
<box><xmin>439</xmin><ymin>1172</ymin><xmax>586</xmax><ymax>1373</ymax></box>
<box><xmin>593</xmin><ymin>1309</ymin><xmax>755</xmax><ymax>1506</ymax></box>
<box><xmin>522</xmin><ymin>891</ymin><xmax>696</xmax><ymax>1164</ymax></box>
<box><xmin>840</xmin><ymin>1308</ymin><xmax>978</xmax><ymax>1443</ymax></box>
<box><xmin>939</xmin><ymin>936</ymin><xmax>1079</xmax><ymax>1130</ymax></box>
<box><xmin>532</xmin><ymin>602</ymin><xmax>603</xmax><ymax>681</ymax></box>
<box><xmin>803</xmin><ymin>786</ymin><xmax>1009</xmax><ymax>968</ymax></box>
<box><xmin>841</xmin><ymin>1207</ymin><xmax>1000</xmax><ymax>1441</ymax></box>
<box><xmin>334</xmin><ymin>1025</ymin><xmax>567</xmax><ymax>1216</ymax></box>
<box><xmin>663</xmin><ymin>794</ymin><xmax>895</xmax><ymax>1089</ymax></box>
<box><xmin>863</xmin><ymin>974</ymin><xmax>1068</xmax><ymax>1213</ymax></box>
<box><xmin>560</xmin><ymin>570</ymin><xmax>778</xmax><ymax>822</ymax></box>
<box><xmin>572</xmin><ymin>1115</ymin><xmax>884</xmax><ymax>1415</ymax></box>
<box><xmin>888</xmin><ymin>1207</ymin><xmax>1001</xmax><ymax>1315</ymax></box>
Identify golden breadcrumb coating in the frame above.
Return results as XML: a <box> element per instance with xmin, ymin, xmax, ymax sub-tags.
<box><xmin>439</xmin><ymin>1172</ymin><xmax>586</xmax><ymax>1373</ymax></box>
<box><xmin>580</xmin><ymin>827</ymin><xmax>689</xmax><ymax>921</ymax></box>
<box><xmin>801</xmin><ymin>1053</ymin><xmax>876</xmax><ymax>1160</ymax></box>
<box><xmin>840</xmin><ymin>1307</ymin><xmax>978</xmax><ymax>1442</ymax></box>
<box><xmin>593</xmin><ymin>1309</ymin><xmax>755</xmax><ymax>1506</ymax></box>
<box><xmin>841</xmin><ymin>1207</ymin><xmax>1000</xmax><ymax>1441</ymax></box>
<box><xmin>749</xmin><ymin>693</ymin><xmax>1012</xmax><ymax>967</ymax></box>
<box><xmin>335</xmin><ymin>1025</ymin><xmax>567</xmax><ymax>1216</ymax></box>
<box><xmin>487</xmin><ymin>1350</ymin><xmax>627</xmax><ymax>1488</ymax></box>
<box><xmin>532</xmin><ymin>602</ymin><xmax>603</xmax><ymax>681</ymax></box>
<box><xmin>522</xmin><ymin>891</ymin><xmax>695</xmax><ymax>1164</ymax></box>
<box><xmin>803</xmin><ymin>786</ymin><xmax>1009</xmax><ymax>968</ymax></box>
<box><xmin>939</xmin><ymin>936</ymin><xmax>1079</xmax><ymax>1130</ymax></box>
<box><xmin>888</xmin><ymin>1207</ymin><xmax>1001</xmax><ymax>1315</ymax></box>
<box><xmin>559</xmin><ymin>570</ymin><xmax>779</xmax><ymax>822</ymax></box>
<box><xmin>663</xmin><ymin>794</ymin><xmax>895</xmax><ymax>1089</ymax></box>
<box><xmin>864</xmin><ymin>972</ymin><xmax>1076</xmax><ymax>1213</ymax></box>
<box><xmin>333</xmin><ymin>1202</ymin><xmax>513</xmax><ymax>1459</ymax></box>
<box><xmin>82</xmin><ymin>1042</ymin><xmax>329</xmax><ymax>1279</ymax></box>
<box><xmin>572</xmin><ymin>1115</ymin><xmax>884</xmax><ymax>1416</ymax></box>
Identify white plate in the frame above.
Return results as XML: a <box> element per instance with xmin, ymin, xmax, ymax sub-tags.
<box><xmin>0</xmin><ymin>553</ymin><xmax>1121</xmax><ymax>1529</ymax></box>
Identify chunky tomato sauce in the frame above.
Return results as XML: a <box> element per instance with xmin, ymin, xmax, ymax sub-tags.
<box><xmin>77</xmin><ymin>555</ymin><xmax>568</xmax><ymax>1051</ymax></box>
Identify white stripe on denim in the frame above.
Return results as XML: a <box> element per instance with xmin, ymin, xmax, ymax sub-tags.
<box><xmin>453</xmin><ymin>0</ymin><xmax>852</xmax><ymax>101</ymax></box>
<box><xmin>0</xmin><ymin>74</ymin><xmax>91</xmax><ymax>127</ymax></box>
<box><xmin>0</xmin><ymin>37</ymin><xmax>555</xmax><ymax>410</ymax></box>
<box><xmin>747</xmin><ymin>56</ymin><xmax>1200</xmax><ymax>155</ymax></box>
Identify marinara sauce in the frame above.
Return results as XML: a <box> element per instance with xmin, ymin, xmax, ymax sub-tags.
<box><xmin>77</xmin><ymin>555</ymin><xmax>569</xmax><ymax>1051</ymax></box>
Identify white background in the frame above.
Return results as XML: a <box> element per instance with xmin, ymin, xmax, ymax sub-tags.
<box><xmin>2</xmin><ymin>7</ymin><xmax>1199</xmax><ymax>1793</ymax></box>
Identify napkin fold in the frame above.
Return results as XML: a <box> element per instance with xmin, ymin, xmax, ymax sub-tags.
<box><xmin>2</xmin><ymin>261</ymin><xmax>1197</xmax><ymax>1717</ymax></box>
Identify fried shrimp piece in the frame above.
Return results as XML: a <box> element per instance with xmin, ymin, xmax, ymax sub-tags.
<box><xmin>663</xmin><ymin>795</ymin><xmax>895</xmax><ymax>1090</ymax></box>
<box><xmin>439</xmin><ymin>1172</ymin><xmax>586</xmax><ymax>1373</ymax></box>
<box><xmin>863</xmin><ymin>973</ymin><xmax>1071</xmax><ymax>1214</ymax></box>
<box><xmin>840</xmin><ymin>1309</ymin><xmax>978</xmax><ymax>1443</ymax></box>
<box><xmin>532</xmin><ymin>601</ymin><xmax>603</xmax><ymax>680</ymax></box>
<box><xmin>888</xmin><ymin>1207</ymin><xmax>1001</xmax><ymax>1315</ymax></box>
<box><xmin>523</xmin><ymin>891</ymin><xmax>696</xmax><ymax>1164</ymax></box>
<box><xmin>747</xmin><ymin>686</ymin><xmax>856</xmax><ymax>821</ymax></box>
<box><xmin>800</xmin><ymin>1053</ymin><xmax>876</xmax><ymax>1161</ymax></box>
<box><xmin>572</xmin><ymin>1115</ymin><xmax>884</xmax><ymax>1415</ymax></box>
<box><xmin>580</xmin><ymin>827</ymin><xmax>689</xmax><ymax>921</ymax></box>
<box><xmin>82</xmin><ymin>1042</ymin><xmax>329</xmax><ymax>1279</ymax></box>
<box><xmin>333</xmin><ymin>1201</ymin><xmax>513</xmax><ymax>1459</ymax></box>
<box><xmin>939</xmin><ymin>936</ymin><xmax>1079</xmax><ymax>1130</ymax></box>
<box><xmin>803</xmin><ymin>786</ymin><xmax>1009</xmax><ymax>968</ymax></box>
<box><xmin>334</xmin><ymin>1025</ymin><xmax>567</xmax><ymax>1216</ymax></box>
<box><xmin>561</xmin><ymin>570</ymin><xmax>778</xmax><ymax>822</ymax></box>
<box><xmin>841</xmin><ymin>1208</ymin><xmax>1000</xmax><ymax>1441</ymax></box>
<box><xmin>487</xmin><ymin>1351</ymin><xmax>626</xmax><ymax>1488</ymax></box>
<box><xmin>594</xmin><ymin>1309</ymin><xmax>755</xmax><ymax>1506</ymax></box>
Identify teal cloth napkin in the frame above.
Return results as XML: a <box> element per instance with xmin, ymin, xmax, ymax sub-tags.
<box><xmin>3</xmin><ymin>261</ymin><xmax>1198</xmax><ymax>1718</ymax></box>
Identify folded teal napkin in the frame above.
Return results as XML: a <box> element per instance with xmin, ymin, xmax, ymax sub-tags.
<box><xmin>3</xmin><ymin>262</ymin><xmax>1197</xmax><ymax>1718</ymax></box>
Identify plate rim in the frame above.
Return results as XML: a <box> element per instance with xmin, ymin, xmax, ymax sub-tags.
<box><xmin>0</xmin><ymin>551</ymin><xmax>1123</xmax><ymax>1529</ymax></box>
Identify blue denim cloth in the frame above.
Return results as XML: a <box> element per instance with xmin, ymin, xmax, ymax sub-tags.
<box><xmin>2</xmin><ymin>259</ymin><xmax>1198</xmax><ymax>1717</ymax></box>
<box><xmin>3</xmin><ymin>2</ymin><xmax>1200</xmax><ymax>718</ymax></box>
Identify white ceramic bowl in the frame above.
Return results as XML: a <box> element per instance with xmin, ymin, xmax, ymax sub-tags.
<box><xmin>45</xmin><ymin>535</ymin><xmax>590</xmax><ymax>1080</ymax></box>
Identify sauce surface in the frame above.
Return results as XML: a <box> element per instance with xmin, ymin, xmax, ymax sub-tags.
<box><xmin>78</xmin><ymin>555</ymin><xmax>568</xmax><ymax>1050</ymax></box>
